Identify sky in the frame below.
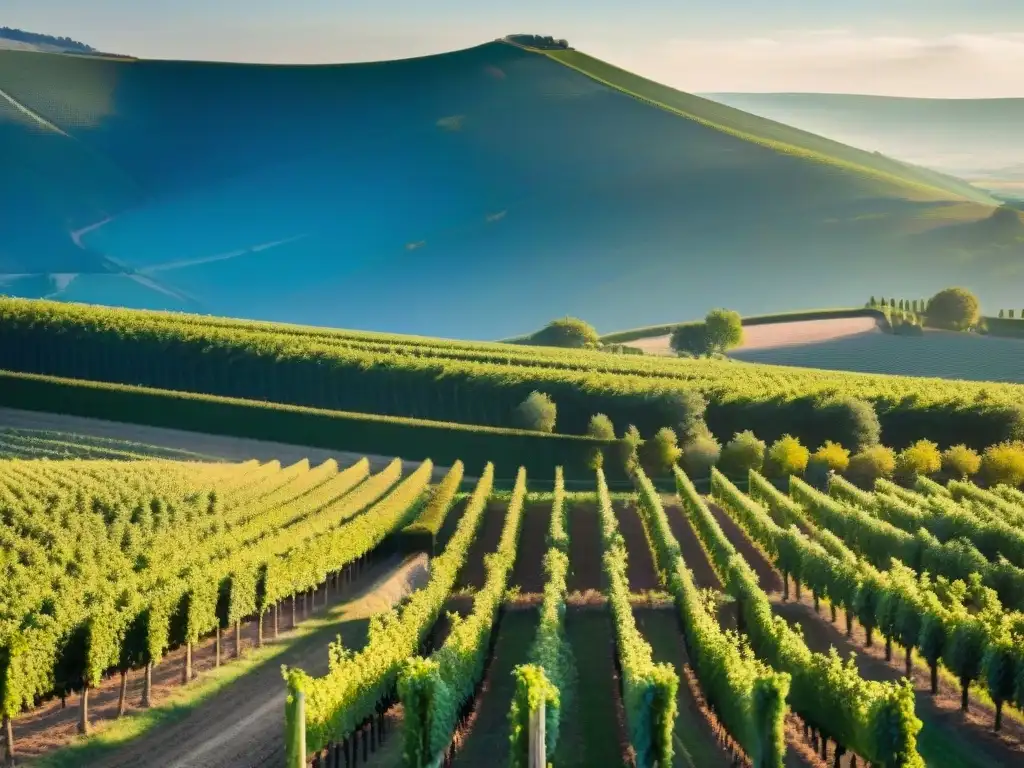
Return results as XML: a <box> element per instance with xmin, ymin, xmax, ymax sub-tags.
<box><xmin>6</xmin><ymin>0</ymin><xmax>1024</xmax><ymax>97</ymax></box>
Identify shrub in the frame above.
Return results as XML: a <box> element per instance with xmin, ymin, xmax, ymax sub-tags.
<box><xmin>895</xmin><ymin>439</ymin><xmax>942</xmax><ymax>481</ymax></box>
<box><xmin>669</xmin><ymin>323</ymin><xmax>711</xmax><ymax>357</ymax></box>
<box><xmin>980</xmin><ymin>442</ymin><xmax>1024</xmax><ymax>487</ymax></box>
<box><xmin>680</xmin><ymin>434</ymin><xmax>721</xmax><ymax>481</ymax></box>
<box><xmin>620</xmin><ymin>425</ymin><xmax>644</xmax><ymax>473</ymax></box>
<box><xmin>846</xmin><ymin>445</ymin><xmax>897</xmax><ymax>488</ymax></box>
<box><xmin>764</xmin><ymin>435</ymin><xmax>810</xmax><ymax>478</ymax></box>
<box><xmin>925</xmin><ymin>287</ymin><xmax>980</xmax><ymax>331</ymax></box>
<box><xmin>718</xmin><ymin>431</ymin><xmax>766</xmax><ymax>476</ymax></box>
<box><xmin>515</xmin><ymin>391</ymin><xmax>557</xmax><ymax>433</ymax></box>
<box><xmin>817</xmin><ymin>396</ymin><xmax>881</xmax><ymax>452</ymax></box>
<box><xmin>529</xmin><ymin>317</ymin><xmax>599</xmax><ymax>348</ymax></box>
<box><xmin>941</xmin><ymin>444</ymin><xmax>981</xmax><ymax>480</ymax></box>
<box><xmin>704</xmin><ymin>309</ymin><xmax>744</xmax><ymax>354</ymax></box>
<box><xmin>586</xmin><ymin>414</ymin><xmax>615</xmax><ymax>469</ymax></box>
<box><xmin>641</xmin><ymin>427</ymin><xmax>684</xmax><ymax>476</ymax></box>
<box><xmin>810</xmin><ymin>440</ymin><xmax>851</xmax><ymax>473</ymax></box>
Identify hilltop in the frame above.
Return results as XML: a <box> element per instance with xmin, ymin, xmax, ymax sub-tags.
<box><xmin>0</xmin><ymin>40</ymin><xmax>1018</xmax><ymax>339</ymax></box>
<box><xmin>0</xmin><ymin>26</ymin><xmax>95</xmax><ymax>53</ymax></box>
<box><xmin>705</xmin><ymin>92</ymin><xmax>1024</xmax><ymax>200</ymax></box>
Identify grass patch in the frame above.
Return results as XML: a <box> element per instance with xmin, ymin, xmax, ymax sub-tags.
<box><xmin>556</xmin><ymin>609</ymin><xmax>628</xmax><ymax>768</ymax></box>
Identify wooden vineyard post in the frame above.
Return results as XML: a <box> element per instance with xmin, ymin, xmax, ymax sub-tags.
<box><xmin>286</xmin><ymin>691</ymin><xmax>307</xmax><ymax>768</ymax></box>
<box><xmin>142</xmin><ymin>662</ymin><xmax>153</xmax><ymax>708</ymax></box>
<box><xmin>78</xmin><ymin>685</ymin><xmax>90</xmax><ymax>735</ymax></box>
<box><xmin>3</xmin><ymin>713</ymin><xmax>15</xmax><ymax>767</ymax></box>
<box><xmin>215</xmin><ymin>628</ymin><xmax>222</xmax><ymax>667</ymax></box>
<box><xmin>529</xmin><ymin>698</ymin><xmax>546</xmax><ymax>768</ymax></box>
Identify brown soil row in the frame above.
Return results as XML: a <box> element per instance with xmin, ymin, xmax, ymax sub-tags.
<box><xmin>615</xmin><ymin>502</ymin><xmax>661</xmax><ymax>592</ymax></box>
<box><xmin>707</xmin><ymin>502</ymin><xmax>783</xmax><ymax>594</ymax></box>
<box><xmin>455</xmin><ymin>501</ymin><xmax>507</xmax><ymax>591</ymax></box>
<box><xmin>566</xmin><ymin>500</ymin><xmax>604</xmax><ymax>593</ymax></box>
<box><xmin>510</xmin><ymin>502</ymin><xmax>552</xmax><ymax>594</ymax></box>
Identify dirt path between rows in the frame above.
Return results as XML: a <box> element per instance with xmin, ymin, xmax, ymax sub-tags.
<box><xmin>0</xmin><ymin>407</ymin><xmax>458</xmax><ymax>482</ymax></box>
<box><xmin>567</xmin><ymin>501</ymin><xmax>603</xmax><ymax>594</ymax></box>
<box><xmin>26</xmin><ymin>555</ymin><xmax>429</xmax><ymax>768</ymax></box>
<box><xmin>455</xmin><ymin>502</ymin><xmax>507</xmax><ymax>592</ymax></box>
<box><xmin>616</xmin><ymin>502</ymin><xmax>661</xmax><ymax>593</ymax></box>
<box><xmin>510</xmin><ymin>503</ymin><xmax>551</xmax><ymax>595</ymax></box>
<box><xmin>707</xmin><ymin>502</ymin><xmax>783</xmax><ymax>594</ymax></box>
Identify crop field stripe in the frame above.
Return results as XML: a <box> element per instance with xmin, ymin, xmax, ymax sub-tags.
<box><xmin>396</xmin><ymin>468</ymin><xmax>527</xmax><ymax>764</ymax></box>
<box><xmin>555</xmin><ymin>609</ymin><xmax>629</xmax><ymax>768</ymax></box>
<box><xmin>676</xmin><ymin>466</ymin><xmax>926</xmax><ymax>766</ymax></box>
<box><xmin>0</xmin><ymin>456</ymin><xmax>428</xmax><ymax>753</ymax></box>
<box><xmin>633</xmin><ymin>467</ymin><xmax>789</xmax><ymax>766</ymax></box>
<box><xmin>4</xmin><ymin>299</ymin><xmax>1024</xmax><ymax>461</ymax></box>
<box><xmin>283</xmin><ymin>464</ymin><xmax>494</xmax><ymax>755</ymax></box>
<box><xmin>732</xmin><ymin>471</ymin><xmax>1024</xmax><ymax>760</ymax></box>
<box><xmin>450</xmin><ymin>608</ymin><xmax>541</xmax><ymax>766</ymax></box>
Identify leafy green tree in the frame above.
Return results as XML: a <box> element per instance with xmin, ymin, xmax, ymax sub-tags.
<box><xmin>704</xmin><ymin>309</ymin><xmax>744</xmax><ymax>354</ymax></box>
<box><xmin>718</xmin><ymin>431</ymin><xmax>766</xmax><ymax>476</ymax></box>
<box><xmin>680</xmin><ymin>434</ymin><xmax>721</xmax><ymax>481</ymax></box>
<box><xmin>999</xmin><ymin>309</ymin><xmax>1005</xmax><ymax>318</ymax></box>
<box><xmin>846</xmin><ymin>445</ymin><xmax>896</xmax><ymax>488</ymax></box>
<box><xmin>817</xmin><ymin>396</ymin><xmax>880</xmax><ymax>452</ymax></box>
<box><xmin>868</xmin><ymin>296</ymin><xmax>877</xmax><ymax>307</ymax></box>
<box><xmin>941</xmin><ymin>445</ymin><xmax>981</xmax><ymax>480</ymax></box>
<box><xmin>1011</xmin><ymin>310</ymin><xmax>1017</xmax><ymax>319</ymax></box>
<box><xmin>586</xmin><ymin>413</ymin><xmax>615</xmax><ymax>469</ymax></box>
<box><xmin>669</xmin><ymin>323</ymin><xmax>711</xmax><ymax>357</ymax></box>
<box><xmin>514</xmin><ymin>391</ymin><xmax>557</xmax><ymax>433</ymax></box>
<box><xmin>641</xmin><ymin>427</ymin><xmax>683</xmax><ymax>476</ymax></box>
<box><xmin>895</xmin><ymin>440</ymin><xmax>942</xmax><ymax>481</ymax></box>
<box><xmin>980</xmin><ymin>441</ymin><xmax>1024</xmax><ymax>487</ymax></box>
<box><xmin>620</xmin><ymin>425</ymin><xmax>644</xmax><ymax>473</ymax></box>
<box><xmin>588</xmin><ymin>413</ymin><xmax>615</xmax><ymax>439</ymax></box>
<box><xmin>925</xmin><ymin>287</ymin><xmax>980</xmax><ymax>331</ymax></box>
<box><xmin>983</xmin><ymin>632</ymin><xmax>1018</xmax><ymax>731</ymax></box>
<box><xmin>528</xmin><ymin>317</ymin><xmax>600</xmax><ymax>348</ymax></box>
<box><xmin>764</xmin><ymin>435</ymin><xmax>809</xmax><ymax>478</ymax></box>
<box><xmin>806</xmin><ymin>441</ymin><xmax>848</xmax><ymax>488</ymax></box>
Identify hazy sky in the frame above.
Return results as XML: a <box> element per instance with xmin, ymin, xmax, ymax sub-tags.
<box><xmin>7</xmin><ymin>0</ymin><xmax>1024</xmax><ymax>97</ymax></box>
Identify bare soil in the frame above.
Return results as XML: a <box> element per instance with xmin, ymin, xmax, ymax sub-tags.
<box><xmin>566</xmin><ymin>501</ymin><xmax>604</xmax><ymax>594</ymax></box>
<box><xmin>662</xmin><ymin>503</ymin><xmax>722</xmax><ymax>591</ymax></box>
<box><xmin>626</xmin><ymin>317</ymin><xmax>882</xmax><ymax>356</ymax></box>
<box><xmin>707</xmin><ymin>502</ymin><xmax>783</xmax><ymax>594</ymax></box>
<box><xmin>0</xmin><ymin>407</ymin><xmax>458</xmax><ymax>482</ymax></box>
<box><xmin>455</xmin><ymin>502</ymin><xmax>507</xmax><ymax>591</ymax></box>
<box><xmin>510</xmin><ymin>502</ymin><xmax>552</xmax><ymax>595</ymax></box>
<box><xmin>16</xmin><ymin>555</ymin><xmax>429</xmax><ymax>767</ymax></box>
<box><xmin>614</xmin><ymin>502</ymin><xmax>661</xmax><ymax>592</ymax></box>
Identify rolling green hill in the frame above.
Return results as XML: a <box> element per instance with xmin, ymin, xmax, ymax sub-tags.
<box><xmin>704</xmin><ymin>92</ymin><xmax>1024</xmax><ymax>199</ymax></box>
<box><xmin>1</xmin><ymin>40</ymin><xmax>1018</xmax><ymax>339</ymax></box>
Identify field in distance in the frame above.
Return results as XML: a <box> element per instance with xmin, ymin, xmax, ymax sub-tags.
<box><xmin>616</xmin><ymin>311</ymin><xmax>1024</xmax><ymax>384</ymax></box>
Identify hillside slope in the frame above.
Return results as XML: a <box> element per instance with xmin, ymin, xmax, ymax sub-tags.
<box><xmin>704</xmin><ymin>92</ymin><xmax>1024</xmax><ymax>198</ymax></box>
<box><xmin>0</xmin><ymin>41</ymin><xmax>1018</xmax><ymax>338</ymax></box>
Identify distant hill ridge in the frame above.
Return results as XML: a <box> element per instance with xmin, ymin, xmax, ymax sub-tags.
<box><xmin>0</xmin><ymin>38</ymin><xmax>1019</xmax><ymax>338</ymax></box>
<box><xmin>0</xmin><ymin>27</ymin><xmax>94</xmax><ymax>53</ymax></box>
